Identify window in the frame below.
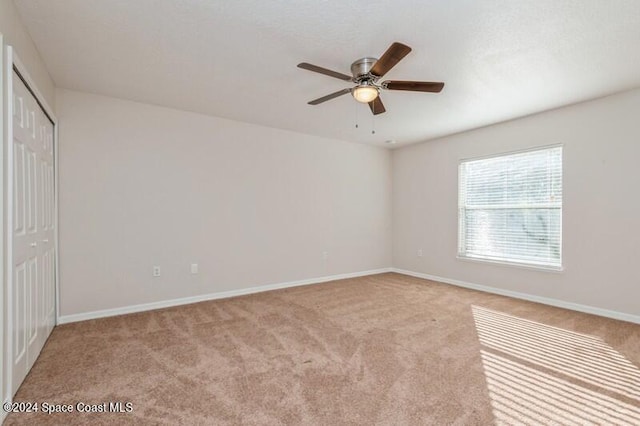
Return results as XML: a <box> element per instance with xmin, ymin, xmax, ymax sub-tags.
<box><xmin>458</xmin><ymin>146</ymin><xmax>562</xmax><ymax>269</ymax></box>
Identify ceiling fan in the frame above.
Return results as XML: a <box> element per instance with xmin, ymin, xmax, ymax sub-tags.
<box><xmin>297</xmin><ymin>42</ymin><xmax>444</xmax><ymax>115</ymax></box>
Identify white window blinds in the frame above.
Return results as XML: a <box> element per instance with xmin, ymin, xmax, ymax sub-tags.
<box><xmin>458</xmin><ymin>146</ymin><xmax>563</xmax><ymax>269</ymax></box>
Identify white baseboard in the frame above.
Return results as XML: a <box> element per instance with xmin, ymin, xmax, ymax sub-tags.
<box><xmin>56</xmin><ymin>267</ymin><xmax>640</xmax><ymax>325</ymax></box>
<box><xmin>392</xmin><ymin>268</ymin><xmax>640</xmax><ymax>325</ymax></box>
<box><xmin>57</xmin><ymin>268</ymin><xmax>393</xmax><ymax>324</ymax></box>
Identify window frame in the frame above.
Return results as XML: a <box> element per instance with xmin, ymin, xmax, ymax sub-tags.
<box><xmin>457</xmin><ymin>145</ymin><xmax>564</xmax><ymax>272</ymax></box>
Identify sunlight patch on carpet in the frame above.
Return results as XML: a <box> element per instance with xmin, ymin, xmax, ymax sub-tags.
<box><xmin>472</xmin><ymin>305</ymin><xmax>640</xmax><ymax>425</ymax></box>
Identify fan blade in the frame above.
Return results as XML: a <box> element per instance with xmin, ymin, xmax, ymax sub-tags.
<box><xmin>383</xmin><ymin>81</ymin><xmax>444</xmax><ymax>93</ymax></box>
<box><xmin>368</xmin><ymin>96</ymin><xmax>386</xmax><ymax>115</ymax></box>
<box><xmin>370</xmin><ymin>42</ymin><xmax>412</xmax><ymax>77</ymax></box>
<box><xmin>297</xmin><ymin>63</ymin><xmax>352</xmax><ymax>81</ymax></box>
<box><xmin>308</xmin><ymin>88</ymin><xmax>352</xmax><ymax>105</ymax></box>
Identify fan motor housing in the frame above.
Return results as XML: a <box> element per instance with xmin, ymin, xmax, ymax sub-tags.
<box><xmin>350</xmin><ymin>57</ymin><xmax>378</xmax><ymax>80</ymax></box>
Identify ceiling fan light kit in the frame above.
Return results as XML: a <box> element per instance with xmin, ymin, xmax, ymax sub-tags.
<box><xmin>352</xmin><ymin>84</ymin><xmax>379</xmax><ymax>103</ymax></box>
<box><xmin>298</xmin><ymin>42</ymin><xmax>444</xmax><ymax>115</ymax></box>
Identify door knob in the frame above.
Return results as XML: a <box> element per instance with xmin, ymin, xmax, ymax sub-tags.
<box><xmin>30</xmin><ymin>242</ymin><xmax>37</xmax><ymax>248</ymax></box>
<box><xmin>43</xmin><ymin>239</ymin><xmax>49</xmax><ymax>244</ymax></box>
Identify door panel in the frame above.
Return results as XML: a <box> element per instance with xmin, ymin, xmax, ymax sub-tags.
<box><xmin>26</xmin><ymin>149</ymin><xmax>36</xmax><ymax>234</ymax></box>
<box><xmin>13</xmin><ymin>142</ymin><xmax>24</xmax><ymax>236</ymax></box>
<box><xmin>27</xmin><ymin>258</ymin><xmax>37</xmax><ymax>347</ymax></box>
<box><xmin>13</xmin><ymin>263</ymin><xmax>26</xmax><ymax>365</ymax></box>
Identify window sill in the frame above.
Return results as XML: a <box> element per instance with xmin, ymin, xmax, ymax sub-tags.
<box><xmin>456</xmin><ymin>255</ymin><xmax>564</xmax><ymax>273</ymax></box>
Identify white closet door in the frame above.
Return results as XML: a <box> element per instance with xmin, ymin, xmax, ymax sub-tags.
<box><xmin>11</xmin><ymin>70</ymin><xmax>55</xmax><ymax>394</ymax></box>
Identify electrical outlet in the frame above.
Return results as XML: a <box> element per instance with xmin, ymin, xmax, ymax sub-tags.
<box><xmin>322</xmin><ymin>251</ymin><xmax>329</xmax><ymax>260</ymax></box>
<box><xmin>153</xmin><ymin>266</ymin><xmax>161</xmax><ymax>277</ymax></box>
<box><xmin>417</xmin><ymin>249</ymin><xmax>423</xmax><ymax>257</ymax></box>
<box><xmin>190</xmin><ymin>263</ymin><xmax>199</xmax><ymax>274</ymax></box>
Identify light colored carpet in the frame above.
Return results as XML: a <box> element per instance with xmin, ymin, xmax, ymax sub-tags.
<box><xmin>5</xmin><ymin>273</ymin><xmax>640</xmax><ymax>425</ymax></box>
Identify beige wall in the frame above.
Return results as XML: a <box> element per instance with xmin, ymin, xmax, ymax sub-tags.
<box><xmin>56</xmin><ymin>89</ymin><xmax>392</xmax><ymax>317</ymax></box>
<box><xmin>0</xmin><ymin>0</ymin><xmax>55</xmax><ymax>107</ymax></box>
<box><xmin>56</xmin><ymin>86</ymin><xmax>640</xmax><ymax>319</ymax></box>
<box><xmin>392</xmin><ymin>88</ymin><xmax>640</xmax><ymax>317</ymax></box>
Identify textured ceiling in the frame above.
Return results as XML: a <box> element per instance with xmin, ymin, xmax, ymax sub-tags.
<box><xmin>14</xmin><ymin>0</ymin><xmax>640</xmax><ymax>147</ymax></box>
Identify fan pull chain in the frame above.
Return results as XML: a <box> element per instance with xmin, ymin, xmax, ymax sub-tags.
<box><xmin>371</xmin><ymin>112</ymin><xmax>376</xmax><ymax>135</ymax></box>
<box><xmin>355</xmin><ymin>101</ymin><xmax>359</xmax><ymax>128</ymax></box>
